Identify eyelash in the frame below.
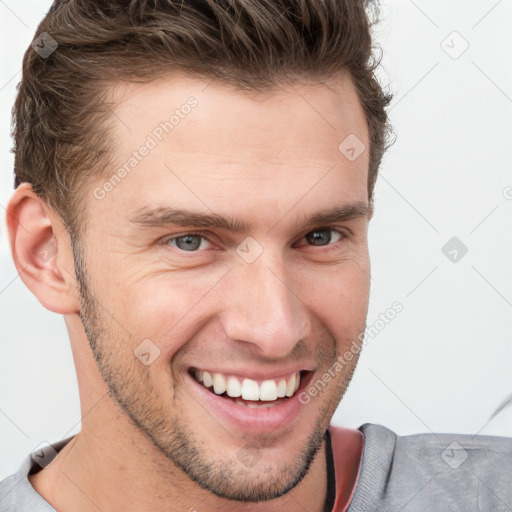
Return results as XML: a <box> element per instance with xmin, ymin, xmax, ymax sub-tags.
<box><xmin>160</xmin><ymin>228</ymin><xmax>348</xmax><ymax>254</ymax></box>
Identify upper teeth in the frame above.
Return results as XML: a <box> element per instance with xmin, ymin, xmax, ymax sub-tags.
<box><xmin>194</xmin><ymin>370</ymin><xmax>301</xmax><ymax>401</ymax></box>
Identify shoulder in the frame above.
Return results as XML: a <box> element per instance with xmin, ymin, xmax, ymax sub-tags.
<box><xmin>358</xmin><ymin>423</ymin><xmax>512</xmax><ymax>475</ymax></box>
<box><xmin>0</xmin><ymin>438</ymin><xmax>73</xmax><ymax>512</ymax></box>
<box><xmin>0</xmin><ymin>462</ymin><xmax>52</xmax><ymax>512</ymax></box>
<box><xmin>329</xmin><ymin>423</ymin><xmax>512</xmax><ymax>512</ymax></box>
<box><xmin>0</xmin><ymin>472</ymin><xmax>17</xmax><ymax>512</ymax></box>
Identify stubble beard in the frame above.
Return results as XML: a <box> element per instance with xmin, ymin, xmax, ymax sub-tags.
<box><xmin>71</xmin><ymin>238</ymin><xmax>361</xmax><ymax>502</ymax></box>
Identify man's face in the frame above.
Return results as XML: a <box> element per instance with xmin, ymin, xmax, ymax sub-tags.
<box><xmin>75</xmin><ymin>73</ymin><xmax>371</xmax><ymax>501</ymax></box>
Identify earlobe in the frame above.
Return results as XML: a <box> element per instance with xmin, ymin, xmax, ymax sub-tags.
<box><xmin>6</xmin><ymin>183</ymin><xmax>79</xmax><ymax>315</ymax></box>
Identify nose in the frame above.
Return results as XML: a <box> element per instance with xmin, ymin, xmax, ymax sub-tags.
<box><xmin>218</xmin><ymin>252</ymin><xmax>312</xmax><ymax>359</ymax></box>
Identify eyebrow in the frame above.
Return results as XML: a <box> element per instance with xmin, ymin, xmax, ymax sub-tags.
<box><xmin>129</xmin><ymin>201</ymin><xmax>372</xmax><ymax>233</ymax></box>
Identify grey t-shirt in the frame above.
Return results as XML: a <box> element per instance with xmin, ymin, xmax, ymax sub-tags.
<box><xmin>1</xmin><ymin>423</ymin><xmax>512</xmax><ymax>511</ymax></box>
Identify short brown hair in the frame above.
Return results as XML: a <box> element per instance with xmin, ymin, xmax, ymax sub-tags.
<box><xmin>13</xmin><ymin>0</ymin><xmax>392</xmax><ymax>236</ymax></box>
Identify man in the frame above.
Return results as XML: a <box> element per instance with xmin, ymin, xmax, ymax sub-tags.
<box><xmin>1</xmin><ymin>1</ymin><xmax>511</xmax><ymax>511</ymax></box>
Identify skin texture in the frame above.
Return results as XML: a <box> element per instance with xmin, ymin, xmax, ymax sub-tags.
<box><xmin>7</xmin><ymin>72</ymin><xmax>371</xmax><ymax>512</ymax></box>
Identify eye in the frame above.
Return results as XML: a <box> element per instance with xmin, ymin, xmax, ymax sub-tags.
<box><xmin>164</xmin><ymin>233</ymin><xmax>212</xmax><ymax>252</ymax></box>
<box><xmin>160</xmin><ymin>228</ymin><xmax>347</xmax><ymax>255</ymax></box>
<box><xmin>299</xmin><ymin>228</ymin><xmax>346</xmax><ymax>248</ymax></box>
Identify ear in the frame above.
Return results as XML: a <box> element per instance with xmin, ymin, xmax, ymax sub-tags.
<box><xmin>6</xmin><ymin>183</ymin><xmax>79</xmax><ymax>314</ymax></box>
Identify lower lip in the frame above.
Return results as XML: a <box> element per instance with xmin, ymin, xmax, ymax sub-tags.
<box><xmin>186</xmin><ymin>371</ymin><xmax>313</xmax><ymax>433</ymax></box>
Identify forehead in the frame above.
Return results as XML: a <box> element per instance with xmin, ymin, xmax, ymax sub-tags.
<box><xmin>110</xmin><ymin>72</ymin><xmax>367</xmax><ymax>154</ymax></box>
<box><xmin>90</xmin><ymin>73</ymin><xmax>370</xmax><ymax>231</ymax></box>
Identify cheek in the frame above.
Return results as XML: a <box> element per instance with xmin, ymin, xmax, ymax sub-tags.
<box><xmin>299</xmin><ymin>266</ymin><xmax>370</xmax><ymax>354</ymax></box>
<box><xmin>297</xmin><ymin>260</ymin><xmax>370</xmax><ymax>315</ymax></box>
<box><xmin>107</xmin><ymin>270</ymin><xmax>223</xmax><ymax>357</ymax></box>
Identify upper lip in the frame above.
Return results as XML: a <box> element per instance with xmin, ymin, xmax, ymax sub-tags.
<box><xmin>189</xmin><ymin>365</ymin><xmax>315</xmax><ymax>382</ymax></box>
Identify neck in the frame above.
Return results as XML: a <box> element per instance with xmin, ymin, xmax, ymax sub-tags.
<box><xmin>30</xmin><ymin>405</ymin><xmax>330</xmax><ymax>512</ymax></box>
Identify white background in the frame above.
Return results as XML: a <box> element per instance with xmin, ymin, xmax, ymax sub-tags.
<box><xmin>1</xmin><ymin>0</ymin><xmax>511</xmax><ymax>479</ymax></box>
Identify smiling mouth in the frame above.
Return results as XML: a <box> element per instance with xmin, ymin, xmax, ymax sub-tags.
<box><xmin>189</xmin><ymin>368</ymin><xmax>307</xmax><ymax>408</ymax></box>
